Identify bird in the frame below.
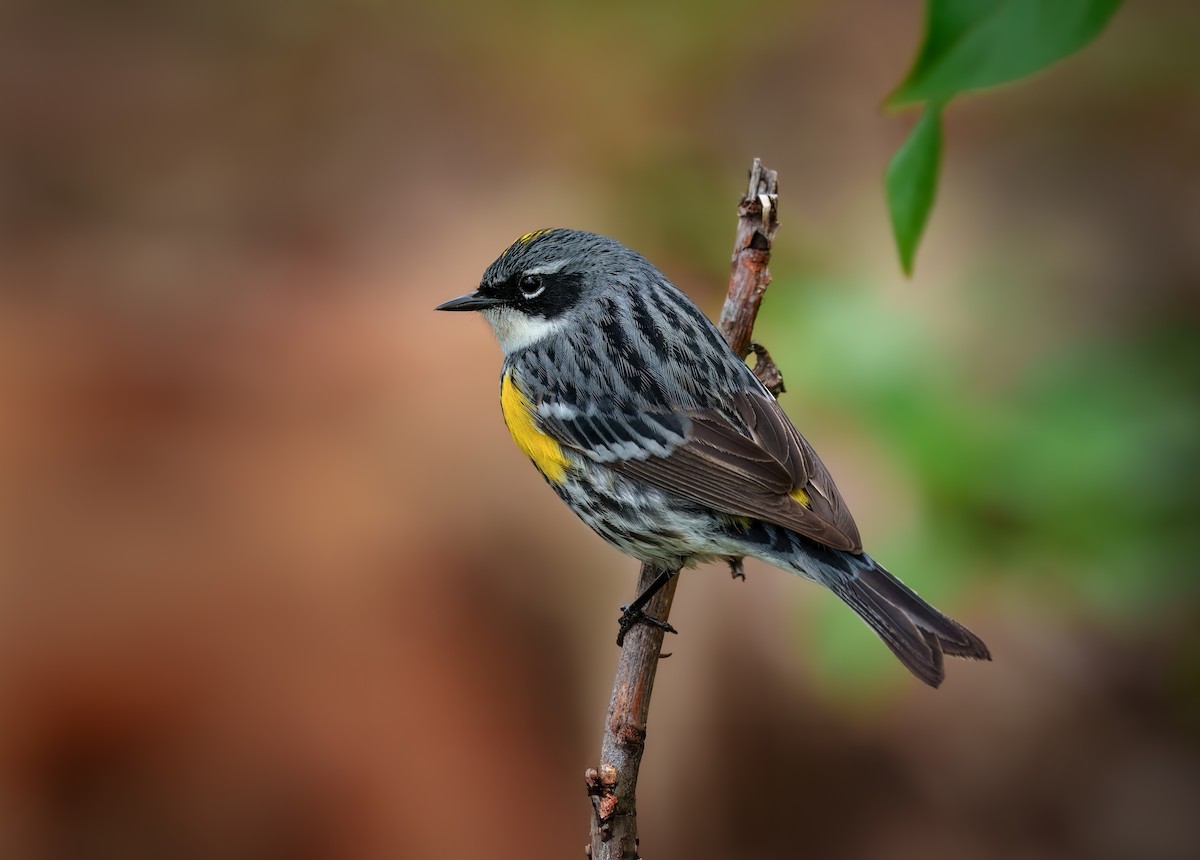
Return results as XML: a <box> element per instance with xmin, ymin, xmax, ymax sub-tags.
<box><xmin>436</xmin><ymin>228</ymin><xmax>990</xmax><ymax>687</ymax></box>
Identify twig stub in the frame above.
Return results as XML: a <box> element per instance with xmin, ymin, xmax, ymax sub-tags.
<box><xmin>748</xmin><ymin>341</ymin><xmax>786</xmax><ymax>396</ymax></box>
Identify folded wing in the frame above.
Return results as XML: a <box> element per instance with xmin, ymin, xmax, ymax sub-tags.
<box><xmin>538</xmin><ymin>387</ymin><xmax>862</xmax><ymax>553</ymax></box>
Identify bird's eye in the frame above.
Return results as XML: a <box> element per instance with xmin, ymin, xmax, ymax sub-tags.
<box><xmin>519</xmin><ymin>274</ymin><xmax>545</xmax><ymax>300</ymax></box>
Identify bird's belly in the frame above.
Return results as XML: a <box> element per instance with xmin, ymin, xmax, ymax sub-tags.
<box><xmin>553</xmin><ymin>465</ymin><xmax>734</xmax><ymax>568</ymax></box>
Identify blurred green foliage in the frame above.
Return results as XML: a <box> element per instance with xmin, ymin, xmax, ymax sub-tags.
<box><xmin>886</xmin><ymin>0</ymin><xmax>1125</xmax><ymax>274</ymax></box>
<box><xmin>885</xmin><ymin>103</ymin><xmax>943</xmax><ymax>276</ymax></box>
<box><xmin>760</xmin><ymin>275</ymin><xmax>1199</xmax><ymax>690</ymax></box>
<box><xmin>887</xmin><ymin>0</ymin><xmax>1125</xmax><ymax>106</ymax></box>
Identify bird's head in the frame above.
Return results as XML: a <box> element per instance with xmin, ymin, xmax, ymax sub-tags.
<box><xmin>436</xmin><ymin>228</ymin><xmax>646</xmax><ymax>355</ymax></box>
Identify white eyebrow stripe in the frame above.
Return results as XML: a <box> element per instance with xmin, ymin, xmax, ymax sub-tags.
<box><xmin>522</xmin><ymin>259</ymin><xmax>569</xmax><ymax>277</ymax></box>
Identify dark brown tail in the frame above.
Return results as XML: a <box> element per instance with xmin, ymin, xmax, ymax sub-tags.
<box><xmin>827</xmin><ymin>555</ymin><xmax>991</xmax><ymax>687</ymax></box>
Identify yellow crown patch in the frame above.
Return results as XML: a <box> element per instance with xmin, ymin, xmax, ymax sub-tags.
<box><xmin>502</xmin><ymin>228</ymin><xmax>555</xmax><ymax>257</ymax></box>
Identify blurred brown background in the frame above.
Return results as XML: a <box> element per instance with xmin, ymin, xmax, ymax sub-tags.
<box><xmin>1</xmin><ymin>1</ymin><xmax>1198</xmax><ymax>858</ymax></box>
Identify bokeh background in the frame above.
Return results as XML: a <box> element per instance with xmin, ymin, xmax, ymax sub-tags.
<box><xmin>2</xmin><ymin>1</ymin><xmax>1198</xmax><ymax>857</ymax></box>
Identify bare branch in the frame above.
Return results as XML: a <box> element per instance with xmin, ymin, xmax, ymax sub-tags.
<box><xmin>586</xmin><ymin>158</ymin><xmax>782</xmax><ymax>858</ymax></box>
<box><xmin>719</xmin><ymin>159</ymin><xmax>781</xmax><ymax>369</ymax></box>
<box><xmin>585</xmin><ymin>562</ymin><xmax>678</xmax><ymax>858</ymax></box>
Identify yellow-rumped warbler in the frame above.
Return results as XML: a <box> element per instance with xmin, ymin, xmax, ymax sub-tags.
<box><xmin>437</xmin><ymin>229</ymin><xmax>990</xmax><ymax>686</ymax></box>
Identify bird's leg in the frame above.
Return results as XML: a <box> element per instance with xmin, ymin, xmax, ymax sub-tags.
<box><xmin>727</xmin><ymin>557</ymin><xmax>746</xmax><ymax>581</ymax></box>
<box><xmin>616</xmin><ymin>567</ymin><xmax>679</xmax><ymax>646</ymax></box>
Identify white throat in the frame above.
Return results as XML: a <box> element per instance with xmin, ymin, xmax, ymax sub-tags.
<box><xmin>481</xmin><ymin>306</ymin><xmax>567</xmax><ymax>354</ymax></box>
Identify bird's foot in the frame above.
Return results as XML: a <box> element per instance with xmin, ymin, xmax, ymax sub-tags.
<box><xmin>727</xmin><ymin>557</ymin><xmax>746</xmax><ymax>581</ymax></box>
<box><xmin>616</xmin><ymin>604</ymin><xmax>678</xmax><ymax>647</ymax></box>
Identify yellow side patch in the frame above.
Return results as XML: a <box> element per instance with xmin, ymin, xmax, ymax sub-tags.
<box><xmin>501</xmin><ymin>371</ymin><xmax>570</xmax><ymax>484</ymax></box>
<box><xmin>790</xmin><ymin>487</ymin><xmax>811</xmax><ymax>509</ymax></box>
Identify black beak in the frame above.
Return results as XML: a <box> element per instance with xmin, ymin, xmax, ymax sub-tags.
<box><xmin>435</xmin><ymin>291</ymin><xmax>501</xmax><ymax>312</ymax></box>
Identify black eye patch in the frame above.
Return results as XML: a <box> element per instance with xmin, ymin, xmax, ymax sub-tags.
<box><xmin>481</xmin><ymin>269</ymin><xmax>584</xmax><ymax>319</ymax></box>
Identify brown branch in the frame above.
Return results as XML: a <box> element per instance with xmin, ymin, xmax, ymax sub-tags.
<box><xmin>584</xmin><ymin>562</ymin><xmax>678</xmax><ymax>858</ymax></box>
<box><xmin>585</xmin><ymin>158</ymin><xmax>782</xmax><ymax>859</ymax></box>
<box><xmin>719</xmin><ymin>158</ymin><xmax>783</xmax><ymax>393</ymax></box>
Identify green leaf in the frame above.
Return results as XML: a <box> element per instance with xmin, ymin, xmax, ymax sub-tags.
<box><xmin>885</xmin><ymin>103</ymin><xmax>942</xmax><ymax>276</ymax></box>
<box><xmin>888</xmin><ymin>0</ymin><xmax>1124</xmax><ymax>106</ymax></box>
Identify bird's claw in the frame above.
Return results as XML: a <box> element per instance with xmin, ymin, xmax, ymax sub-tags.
<box><xmin>616</xmin><ymin>604</ymin><xmax>679</xmax><ymax>646</ymax></box>
<box><xmin>727</xmin><ymin>557</ymin><xmax>746</xmax><ymax>581</ymax></box>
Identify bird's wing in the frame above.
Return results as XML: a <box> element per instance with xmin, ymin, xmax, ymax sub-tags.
<box><xmin>537</xmin><ymin>386</ymin><xmax>863</xmax><ymax>553</ymax></box>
